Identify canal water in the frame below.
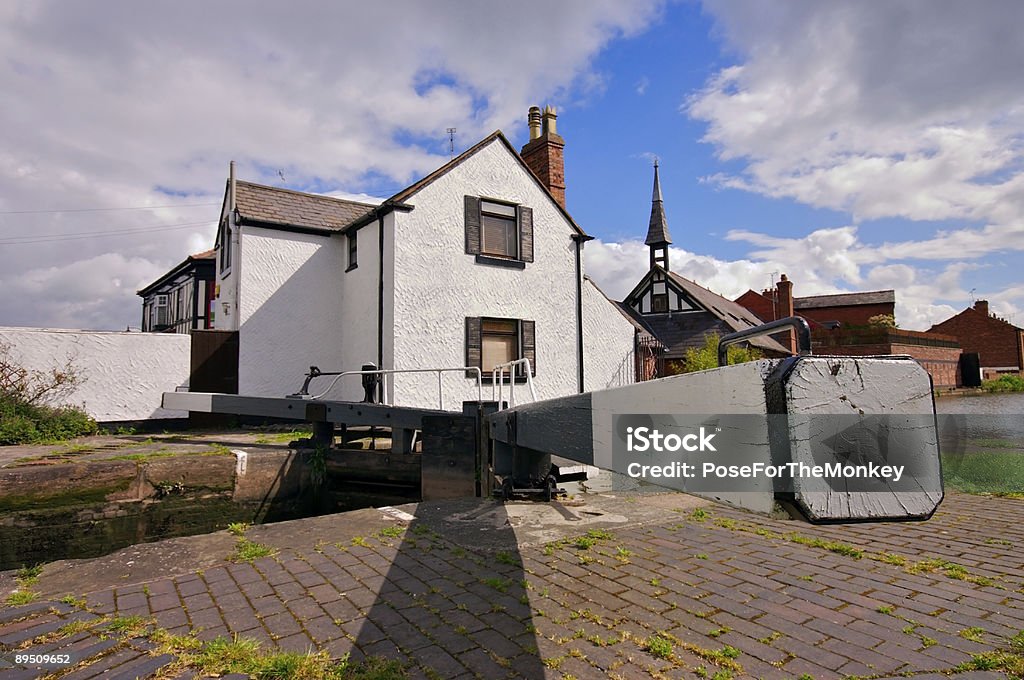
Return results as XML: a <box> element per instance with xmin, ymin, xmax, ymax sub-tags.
<box><xmin>0</xmin><ymin>482</ymin><xmax>416</xmax><ymax>572</ymax></box>
<box><xmin>935</xmin><ymin>392</ymin><xmax>1024</xmax><ymax>439</ymax></box>
<box><xmin>934</xmin><ymin>392</ymin><xmax>1024</xmax><ymax>495</ymax></box>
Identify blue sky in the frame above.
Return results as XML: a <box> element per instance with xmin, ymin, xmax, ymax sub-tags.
<box><xmin>1</xmin><ymin>1</ymin><xmax>1022</xmax><ymax>330</ymax></box>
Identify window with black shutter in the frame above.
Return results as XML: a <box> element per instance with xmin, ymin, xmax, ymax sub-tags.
<box><xmin>464</xmin><ymin>196</ymin><xmax>533</xmax><ymax>266</ymax></box>
<box><xmin>465</xmin><ymin>317</ymin><xmax>536</xmax><ymax>380</ymax></box>
<box><xmin>346</xmin><ymin>231</ymin><xmax>357</xmax><ymax>271</ymax></box>
<box><xmin>218</xmin><ymin>220</ymin><xmax>232</xmax><ymax>274</ymax></box>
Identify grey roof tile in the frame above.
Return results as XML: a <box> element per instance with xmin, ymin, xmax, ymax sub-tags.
<box><xmin>234</xmin><ymin>181</ymin><xmax>376</xmax><ymax>231</ymax></box>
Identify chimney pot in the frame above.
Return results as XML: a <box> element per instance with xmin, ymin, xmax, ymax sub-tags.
<box><xmin>520</xmin><ymin>104</ymin><xmax>566</xmax><ymax>209</ymax></box>
<box><xmin>542</xmin><ymin>105</ymin><xmax>557</xmax><ymax>135</ymax></box>
<box><xmin>528</xmin><ymin>106</ymin><xmax>542</xmax><ymax>140</ymax></box>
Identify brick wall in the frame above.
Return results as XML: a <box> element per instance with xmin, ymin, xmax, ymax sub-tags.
<box><xmin>930</xmin><ymin>306</ymin><xmax>1024</xmax><ymax>370</ymax></box>
<box><xmin>812</xmin><ymin>328</ymin><xmax>961</xmax><ymax>389</ymax></box>
<box><xmin>891</xmin><ymin>343</ymin><xmax>961</xmax><ymax>389</ymax></box>
<box><xmin>799</xmin><ymin>303</ymin><xmax>895</xmax><ymax>328</ymax></box>
<box><xmin>736</xmin><ymin>290</ymin><xmax>773</xmax><ymax>321</ymax></box>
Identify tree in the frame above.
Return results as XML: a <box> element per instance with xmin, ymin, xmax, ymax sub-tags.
<box><xmin>681</xmin><ymin>332</ymin><xmax>763</xmax><ymax>374</ymax></box>
<box><xmin>867</xmin><ymin>314</ymin><xmax>897</xmax><ymax>329</ymax></box>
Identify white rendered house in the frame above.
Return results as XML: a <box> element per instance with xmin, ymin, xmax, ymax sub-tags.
<box><xmin>210</xmin><ymin>107</ymin><xmax>636</xmax><ymax>409</ymax></box>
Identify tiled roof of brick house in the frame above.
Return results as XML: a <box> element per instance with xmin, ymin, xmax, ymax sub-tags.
<box><xmin>793</xmin><ymin>290</ymin><xmax>895</xmax><ymax>309</ymax></box>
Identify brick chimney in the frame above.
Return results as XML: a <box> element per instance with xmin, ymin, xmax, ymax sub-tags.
<box><xmin>521</xmin><ymin>105</ymin><xmax>566</xmax><ymax>209</ymax></box>
<box><xmin>974</xmin><ymin>300</ymin><xmax>990</xmax><ymax>317</ymax></box>
<box><xmin>776</xmin><ymin>274</ymin><xmax>797</xmax><ymax>353</ymax></box>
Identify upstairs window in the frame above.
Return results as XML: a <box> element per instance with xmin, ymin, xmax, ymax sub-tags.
<box><xmin>652</xmin><ymin>280</ymin><xmax>669</xmax><ymax>313</ymax></box>
<box><xmin>464</xmin><ymin>196</ymin><xmax>533</xmax><ymax>266</ymax></box>
<box><xmin>218</xmin><ymin>220</ymin><xmax>233</xmax><ymax>274</ymax></box>
<box><xmin>481</xmin><ymin>201</ymin><xmax>518</xmax><ymax>258</ymax></box>
<box><xmin>347</xmin><ymin>231</ymin><xmax>358</xmax><ymax>271</ymax></box>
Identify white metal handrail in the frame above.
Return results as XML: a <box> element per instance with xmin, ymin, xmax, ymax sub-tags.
<box><xmin>308</xmin><ymin>366</ymin><xmax>482</xmax><ymax>410</ymax></box>
<box><xmin>491</xmin><ymin>358</ymin><xmax>537</xmax><ymax>410</ymax></box>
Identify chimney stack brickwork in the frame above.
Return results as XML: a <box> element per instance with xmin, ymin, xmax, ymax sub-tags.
<box><xmin>521</xmin><ymin>105</ymin><xmax>566</xmax><ymax>209</ymax></box>
<box><xmin>776</xmin><ymin>274</ymin><xmax>797</xmax><ymax>353</ymax></box>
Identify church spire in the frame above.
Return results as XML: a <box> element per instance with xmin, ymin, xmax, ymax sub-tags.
<box><xmin>645</xmin><ymin>160</ymin><xmax>672</xmax><ymax>270</ymax></box>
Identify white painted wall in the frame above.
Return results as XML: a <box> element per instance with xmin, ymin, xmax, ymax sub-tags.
<box><xmin>224</xmin><ymin>139</ymin><xmax>634</xmax><ymax>409</ymax></box>
<box><xmin>582</xmin><ymin>277</ymin><xmax>637</xmax><ymax>391</ymax></box>
<box><xmin>389</xmin><ymin>138</ymin><xmax>582</xmax><ymax>409</ymax></box>
<box><xmin>332</xmin><ymin>216</ymin><xmax>392</xmax><ymax>403</ymax></box>
<box><xmin>237</xmin><ymin>227</ymin><xmax>346</xmax><ymax>398</ymax></box>
<box><xmin>212</xmin><ymin>212</ymin><xmax>240</xmax><ymax>331</ymax></box>
<box><xmin>0</xmin><ymin>327</ymin><xmax>191</xmax><ymax>422</ymax></box>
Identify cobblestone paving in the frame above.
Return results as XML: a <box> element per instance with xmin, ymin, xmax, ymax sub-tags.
<box><xmin>1</xmin><ymin>491</ymin><xmax>1022</xmax><ymax>679</ymax></box>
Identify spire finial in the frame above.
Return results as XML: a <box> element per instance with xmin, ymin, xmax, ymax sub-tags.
<box><xmin>644</xmin><ymin>161</ymin><xmax>672</xmax><ymax>271</ymax></box>
<box><xmin>651</xmin><ymin>159</ymin><xmax>663</xmax><ymax>204</ymax></box>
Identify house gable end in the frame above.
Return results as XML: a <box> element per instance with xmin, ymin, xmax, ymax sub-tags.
<box><xmin>623</xmin><ymin>267</ymin><xmax>700</xmax><ymax>316</ymax></box>
<box><xmin>390</xmin><ymin>132</ymin><xmax>588</xmax><ymax>239</ymax></box>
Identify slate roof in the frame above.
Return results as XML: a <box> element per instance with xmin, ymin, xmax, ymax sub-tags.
<box><xmin>632</xmin><ymin>310</ymin><xmax>745</xmax><ymax>358</ymax></box>
<box><xmin>665</xmin><ymin>271</ymin><xmax>788</xmax><ymax>355</ymax></box>
<box><xmin>644</xmin><ymin>163</ymin><xmax>672</xmax><ymax>246</ymax></box>
<box><xmin>137</xmin><ymin>249</ymin><xmax>215</xmax><ymax>297</ymax></box>
<box><xmin>234</xmin><ymin>181</ymin><xmax>377</xmax><ymax>232</ymax></box>
<box><xmin>619</xmin><ymin>267</ymin><xmax>789</xmax><ymax>356</ymax></box>
<box><xmin>224</xmin><ymin>131</ymin><xmax>589</xmax><ymax>240</ymax></box>
<box><xmin>794</xmin><ymin>290</ymin><xmax>895</xmax><ymax>309</ymax></box>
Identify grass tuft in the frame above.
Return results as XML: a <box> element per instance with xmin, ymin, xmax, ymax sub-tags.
<box><xmin>230</xmin><ymin>538</ymin><xmax>277</xmax><ymax>563</ymax></box>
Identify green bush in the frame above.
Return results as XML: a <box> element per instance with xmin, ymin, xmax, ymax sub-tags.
<box><xmin>0</xmin><ymin>394</ymin><xmax>97</xmax><ymax>445</ymax></box>
<box><xmin>679</xmin><ymin>332</ymin><xmax>763</xmax><ymax>374</ymax></box>
<box><xmin>982</xmin><ymin>374</ymin><xmax>1024</xmax><ymax>393</ymax></box>
<box><xmin>0</xmin><ymin>341</ymin><xmax>96</xmax><ymax>445</ymax></box>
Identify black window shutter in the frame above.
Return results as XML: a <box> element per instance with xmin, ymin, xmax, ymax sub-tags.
<box><xmin>518</xmin><ymin>206</ymin><xmax>534</xmax><ymax>262</ymax></box>
<box><xmin>465</xmin><ymin>195</ymin><xmax>481</xmax><ymax>255</ymax></box>
<box><xmin>521</xmin><ymin>319</ymin><xmax>536</xmax><ymax>376</ymax></box>
<box><xmin>466</xmin><ymin>317</ymin><xmax>482</xmax><ymax>378</ymax></box>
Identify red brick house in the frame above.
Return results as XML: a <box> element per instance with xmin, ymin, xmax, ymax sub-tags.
<box><xmin>736</xmin><ymin>278</ymin><xmax>963</xmax><ymax>389</ymax></box>
<box><xmin>736</xmin><ymin>284</ymin><xmax>896</xmax><ymax>329</ymax></box>
<box><xmin>929</xmin><ymin>301</ymin><xmax>1024</xmax><ymax>379</ymax></box>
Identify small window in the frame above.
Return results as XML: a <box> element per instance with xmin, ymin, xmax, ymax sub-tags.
<box><xmin>219</xmin><ymin>221</ymin><xmax>232</xmax><ymax>273</ymax></box>
<box><xmin>154</xmin><ymin>295</ymin><xmax>169</xmax><ymax>328</ymax></box>
<box><xmin>652</xmin><ymin>294</ymin><xmax>668</xmax><ymax>313</ymax></box>
<box><xmin>466</xmin><ymin>317</ymin><xmax>536</xmax><ymax>379</ymax></box>
<box><xmin>347</xmin><ymin>232</ymin><xmax>358</xmax><ymax>271</ymax></box>
<box><xmin>465</xmin><ymin>196</ymin><xmax>533</xmax><ymax>264</ymax></box>
<box><xmin>481</xmin><ymin>201</ymin><xmax>517</xmax><ymax>258</ymax></box>
<box><xmin>482</xmin><ymin>319</ymin><xmax>519</xmax><ymax>373</ymax></box>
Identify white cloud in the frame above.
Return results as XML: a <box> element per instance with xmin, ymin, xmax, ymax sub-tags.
<box><xmin>635</xmin><ymin>76</ymin><xmax>650</xmax><ymax>95</ymax></box>
<box><xmin>670</xmin><ymin>1</ymin><xmax>1024</xmax><ymax>330</ymax></box>
<box><xmin>690</xmin><ymin>1</ymin><xmax>1024</xmax><ymax>252</ymax></box>
<box><xmin>3</xmin><ymin>253</ymin><xmax>167</xmax><ymax>330</ymax></box>
<box><xmin>583</xmin><ymin>236</ymin><xmax>1013</xmax><ymax>331</ymax></box>
<box><xmin>688</xmin><ymin>3</ymin><xmax>1024</xmax><ymax>233</ymax></box>
<box><xmin>0</xmin><ymin>1</ymin><xmax>664</xmax><ymax>329</ymax></box>
<box><xmin>584</xmin><ymin>238</ymin><xmax>824</xmax><ymax>305</ymax></box>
